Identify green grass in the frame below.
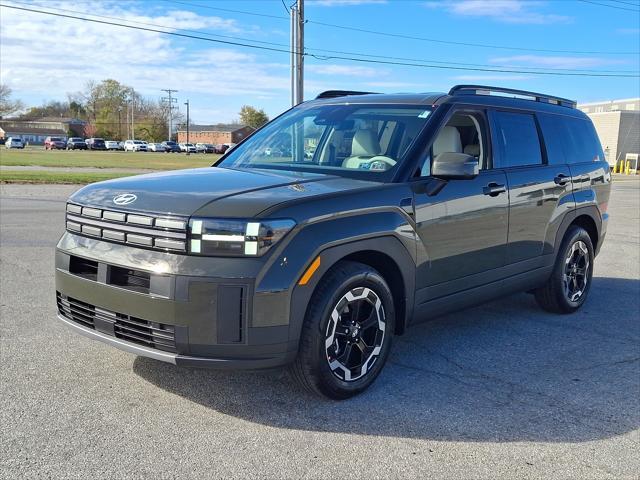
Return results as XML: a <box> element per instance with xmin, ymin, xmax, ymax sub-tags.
<box><xmin>0</xmin><ymin>170</ymin><xmax>138</xmax><ymax>184</ymax></box>
<box><xmin>0</xmin><ymin>147</ymin><xmax>219</xmax><ymax>170</ymax></box>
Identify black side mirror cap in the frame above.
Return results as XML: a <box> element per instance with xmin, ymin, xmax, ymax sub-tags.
<box><xmin>432</xmin><ymin>153</ymin><xmax>479</xmax><ymax>180</ymax></box>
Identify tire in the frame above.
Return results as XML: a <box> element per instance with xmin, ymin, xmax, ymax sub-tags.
<box><xmin>534</xmin><ymin>226</ymin><xmax>594</xmax><ymax>314</ymax></box>
<box><xmin>289</xmin><ymin>261</ymin><xmax>395</xmax><ymax>399</ymax></box>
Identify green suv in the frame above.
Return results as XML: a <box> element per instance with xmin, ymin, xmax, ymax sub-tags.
<box><xmin>56</xmin><ymin>86</ymin><xmax>611</xmax><ymax>399</ymax></box>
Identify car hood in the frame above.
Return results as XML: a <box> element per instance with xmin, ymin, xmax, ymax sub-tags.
<box><xmin>68</xmin><ymin>167</ymin><xmax>378</xmax><ymax>218</ymax></box>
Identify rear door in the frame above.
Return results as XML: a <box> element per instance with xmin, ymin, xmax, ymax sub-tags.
<box><xmin>541</xmin><ymin>114</ymin><xmax>610</xmax><ymax>215</ymax></box>
<box><xmin>490</xmin><ymin>110</ymin><xmax>574</xmax><ymax>269</ymax></box>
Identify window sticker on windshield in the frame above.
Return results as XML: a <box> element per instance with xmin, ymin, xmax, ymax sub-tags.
<box><xmin>418</xmin><ymin>111</ymin><xmax>430</xmax><ymax>118</ymax></box>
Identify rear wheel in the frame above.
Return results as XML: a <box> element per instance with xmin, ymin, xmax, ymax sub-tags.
<box><xmin>290</xmin><ymin>261</ymin><xmax>395</xmax><ymax>399</ymax></box>
<box><xmin>535</xmin><ymin>226</ymin><xmax>594</xmax><ymax>314</ymax></box>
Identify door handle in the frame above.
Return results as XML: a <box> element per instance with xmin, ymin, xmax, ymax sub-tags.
<box><xmin>554</xmin><ymin>174</ymin><xmax>570</xmax><ymax>186</ymax></box>
<box><xmin>483</xmin><ymin>183</ymin><xmax>506</xmax><ymax>196</ymax></box>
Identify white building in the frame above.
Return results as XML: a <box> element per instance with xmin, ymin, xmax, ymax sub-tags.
<box><xmin>578</xmin><ymin>99</ymin><xmax>640</xmax><ymax>166</ymax></box>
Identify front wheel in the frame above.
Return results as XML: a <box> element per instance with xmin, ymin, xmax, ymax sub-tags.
<box><xmin>534</xmin><ymin>226</ymin><xmax>594</xmax><ymax>314</ymax></box>
<box><xmin>289</xmin><ymin>261</ymin><xmax>395</xmax><ymax>399</ymax></box>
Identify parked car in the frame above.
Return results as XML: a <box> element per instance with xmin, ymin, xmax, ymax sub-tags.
<box><xmin>55</xmin><ymin>85</ymin><xmax>611</xmax><ymax>399</ymax></box>
<box><xmin>214</xmin><ymin>143</ymin><xmax>229</xmax><ymax>154</ymax></box>
<box><xmin>161</xmin><ymin>141</ymin><xmax>181</xmax><ymax>153</ymax></box>
<box><xmin>86</xmin><ymin>138</ymin><xmax>107</xmax><ymax>150</ymax></box>
<box><xmin>104</xmin><ymin>140</ymin><xmax>121</xmax><ymax>151</ymax></box>
<box><xmin>179</xmin><ymin>142</ymin><xmax>197</xmax><ymax>153</ymax></box>
<box><xmin>66</xmin><ymin>137</ymin><xmax>88</xmax><ymax>150</ymax></box>
<box><xmin>44</xmin><ymin>137</ymin><xmax>67</xmax><ymax>150</ymax></box>
<box><xmin>123</xmin><ymin>140</ymin><xmax>147</xmax><ymax>152</ymax></box>
<box><xmin>223</xmin><ymin>142</ymin><xmax>237</xmax><ymax>152</ymax></box>
<box><xmin>147</xmin><ymin>143</ymin><xmax>163</xmax><ymax>152</ymax></box>
<box><xmin>194</xmin><ymin>143</ymin><xmax>215</xmax><ymax>154</ymax></box>
<box><xmin>5</xmin><ymin>137</ymin><xmax>24</xmax><ymax>149</ymax></box>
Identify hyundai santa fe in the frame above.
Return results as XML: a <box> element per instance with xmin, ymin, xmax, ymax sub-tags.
<box><xmin>55</xmin><ymin>85</ymin><xmax>611</xmax><ymax>399</ymax></box>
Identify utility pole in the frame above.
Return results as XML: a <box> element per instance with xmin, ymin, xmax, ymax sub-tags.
<box><xmin>290</xmin><ymin>0</ymin><xmax>304</xmax><ymax>106</ymax></box>
<box><xmin>290</xmin><ymin>3</ymin><xmax>296</xmax><ymax>107</ymax></box>
<box><xmin>296</xmin><ymin>0</ymin><xmax>304</xmax><ymax>105</ymax></box>
<box><xmin>130</xmin><ymin>96</ymin><xmax>135</xmax><ymax>140</ymax></box>
<box><xmin>161</xmin><ymin>89</ymin><xmax>178</xmax><ymax>141</ymax></box>
<box><xmin>184</xmin><ymin>100</ymin><xmax>190</xmax><ymax>155</ymax></box>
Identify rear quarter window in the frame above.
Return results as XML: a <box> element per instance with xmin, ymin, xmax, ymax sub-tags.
<box><xmin>537</xmin><ymin>113</ymin><xmax>603</xmax><ymax>165</ymax></box>
<box><xmin>492</xmin><ymin>111</ymin><xmax>543</xmax><ymax>168</ymax></box>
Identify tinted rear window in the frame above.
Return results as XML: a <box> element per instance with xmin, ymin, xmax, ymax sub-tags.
<box><xmin>537</xmin><ymin>113</ymin><xmax>603</xmax><ymax>165</ymax></box>
<box><xmin>492</xmin><ymin>111</ymin><xmax>542</xmax><ymax>168</ymax></box>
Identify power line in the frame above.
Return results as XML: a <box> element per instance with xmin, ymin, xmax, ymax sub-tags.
<box><xmin>305</xmin><ymin>18</ymin><xmax>639</xmax><ymax>55</ymax></box>
<box><xmin>160</xmin><ymin>0</ymin><xmax>288</xmax><ymax>20</ymax></box>
<box><xmin>10</xmin><ymin>0</ymin><xmax>635</xmax><ymax>74</ymax></box>
<box><xmin>606</xmin><ymin>0</ymin><xmax>640</xmax><ymax>7</ymax></box>
<box><xmin>1</xmin><ymin>3</ymin><xmax>638</xmax><ymax>78</ymax></box>
<box><xmin>576</xmin><ymin>0</ymin><xmax>640</xmax><ymax>11</ymax></box>
<box><xmin>162</xmin><ymin>0</ymin><xmax>639</xmax><ymax>56</ymax></box>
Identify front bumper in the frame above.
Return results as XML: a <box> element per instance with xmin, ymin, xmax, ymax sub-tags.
<box><xmin>55</xmin><ymin>233</ymin><xmax>297</xmax><ymax>369</ymax></box>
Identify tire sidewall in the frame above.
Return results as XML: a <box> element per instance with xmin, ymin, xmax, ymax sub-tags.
<box><xmin>555</xmin><ymin>227</ymin><xmax>595</xmax><ymax>311</ymax></box>
<box><xmin>306</xmin><ymin>267</ymin><xmax>395</xmax><ymax>397</ymax></box>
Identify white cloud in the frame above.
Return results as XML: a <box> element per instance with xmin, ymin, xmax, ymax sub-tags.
<box><xmin>425</xmin><ymin>0</ymin><xmax>571</xmax><ymax>24</ymax></box>
<box><xmin>0</xmin><ymin>0</ymin><xmax>290</xmax><ymax>121</ymax></box>
<box><xmin>489</xmin><ymin>55</ymin><xmax>626</xmax><ymax>69</ymax></box>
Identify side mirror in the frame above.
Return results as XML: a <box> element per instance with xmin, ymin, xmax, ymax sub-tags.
<box><xmin>432</xmin><ymin>152</ymin><xmax>479</xmax><ymax>180</ymax></box>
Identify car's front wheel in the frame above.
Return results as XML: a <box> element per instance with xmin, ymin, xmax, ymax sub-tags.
<box><xmin>290</xmin><ymin>261</ymin><xmax>395</xmax><ymax>399</ymax></box>
<box><xmin>535</xmin><ymin>226</ymin><xmax>594</xmax><ymax>314</ymax></box>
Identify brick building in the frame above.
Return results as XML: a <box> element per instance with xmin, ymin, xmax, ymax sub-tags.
<box><xmin>176</xmin><ymin>124</ymin><xmax>254</xmax><ymax>144</ymax></box>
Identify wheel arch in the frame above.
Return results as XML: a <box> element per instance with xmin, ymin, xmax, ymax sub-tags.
<box><xmin>288</xmin><ymin>236</ymin><xmax>416</xmax><ymax>345</ymax></box>
<box><xmin>553</xmin><ymin>206</ymin><xmax>602</xmax><ymax>258</ymax></box>
<box><xmin>571</xmin><ymin>214</ymin><xmax>599</xmax><ymax>252</ymax></box>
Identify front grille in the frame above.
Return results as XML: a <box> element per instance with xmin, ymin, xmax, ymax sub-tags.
<box><xmin>57</xmin><ymin>294</ymin><xmax>96</xmax><ymax>329</ymax></box>
<box><xmin>57</xmin><ymin>292</ymin><xmax>177</xmax><ymax>352</ymax></box>
<box><xmin>65</xmin><ymin>203</ymin><xmax>187</xmax><ymax>253</ymax></box>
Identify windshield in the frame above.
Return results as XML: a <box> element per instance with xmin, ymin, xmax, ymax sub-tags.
<box><xmin>219</xmin><ymin>103</ymin><xmax>432</xmax><ymax>179</ymax></box>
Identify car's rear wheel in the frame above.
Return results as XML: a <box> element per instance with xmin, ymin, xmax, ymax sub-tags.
<box><xmin>535</xmin><ymin>226</ymin><xmax>594</xmax><ymax>314</ymax></box>
<box><xmin>290</xmin><ymin>261</ymin><xmax>395</xmax><ymax>399</ymax></box>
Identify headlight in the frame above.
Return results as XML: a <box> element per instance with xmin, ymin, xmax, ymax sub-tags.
<box><xmin>188</xmin><ymin>218</ymin><xmax>296</xmax><ymax>256</ymax></box>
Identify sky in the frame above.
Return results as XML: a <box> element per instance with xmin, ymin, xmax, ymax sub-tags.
<box><xmin>1</xmin><ymin>0</ymin><xmax>639</xmax><ymax>124</ymax></box>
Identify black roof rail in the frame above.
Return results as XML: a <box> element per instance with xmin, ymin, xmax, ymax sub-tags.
<box><xmin>449</xmin><ymin>85</ymin><xmax>576</xmax><ymax>109</ymax></box>
<box><xmin>315</xmin><ymin>90</ymin><xmax>379</xmax><ymax>100</ymax></box>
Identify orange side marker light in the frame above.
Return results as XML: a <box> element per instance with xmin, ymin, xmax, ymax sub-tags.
<box><xmin>298</xmin><ymin>256</ymin><xmax>321</xmax><ymax>286</ymax></box>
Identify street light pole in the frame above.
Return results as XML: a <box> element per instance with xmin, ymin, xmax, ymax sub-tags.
<box><xmin>184</xmin><ymin>100</ymin><xmax>190</xmax><ymax>156</ymax></box>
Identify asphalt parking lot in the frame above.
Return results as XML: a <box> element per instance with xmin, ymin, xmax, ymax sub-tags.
<box><xmin>1</xmin><ymin>178</ymin><xmax>638</xmax><ymax>479</ymax></box>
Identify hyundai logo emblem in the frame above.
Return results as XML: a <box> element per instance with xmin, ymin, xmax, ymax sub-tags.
<box><xmin>113</xmin><ymin>193</ymin><xmax>137</xmax><ymax>205</ymax></box>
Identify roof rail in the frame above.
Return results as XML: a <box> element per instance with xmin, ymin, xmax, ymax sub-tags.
<box><xmin>449</xmin><ymin>85</ymin><xmax>576</xmax><ymax>109</ymax></box>
<box><xmin>315</xmin><ymin>90</ymin><xmax>378</xmax><ymax>100</ymax></box>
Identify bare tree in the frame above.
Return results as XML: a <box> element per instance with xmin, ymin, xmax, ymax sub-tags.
<box><xmin>0</xmin><ymin>84</ymin><xmax>25</xmax><ymax>118</ymax></box>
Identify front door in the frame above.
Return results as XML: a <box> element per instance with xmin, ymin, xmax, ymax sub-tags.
<box><xmin>413</xmin><ymin>109</ymin><xmax>509</xmax><ymax>304</ymax></box>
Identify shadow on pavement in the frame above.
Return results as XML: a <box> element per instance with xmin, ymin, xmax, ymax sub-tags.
<box><xmin>133</xmin><ymin>276</ymin><xmax>640</xmax><ymax>442</ymax></box>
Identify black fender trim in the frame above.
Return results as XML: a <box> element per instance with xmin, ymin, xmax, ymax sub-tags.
<box><xmin>287</xmin><ymin>235</ymin><xmax>416</xmax><ymax>346</ymax></box>
<box><xmin>552</xmin><ymin>205</ymin><xmax>603</xmax><ymax>259</ymax></box>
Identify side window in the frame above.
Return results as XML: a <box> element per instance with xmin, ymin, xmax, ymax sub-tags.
<box><xmin>563</xmin><ymin>118</ymin><xmax>603</xmax><ymax>164</ymax></box>
<box><xmin>537</xmin><ymin>114</ymin><xmax>603</xmax><ymax>165</ymax></box>
<box><xmin>493</xmin><ymin>111</ymin><xmax>542</xmax><ymax>168</ymax></box>
<box><xmin>420</xmin><ymin>111</ymin><xmax>487</xmax><ymax>176</ymax></box>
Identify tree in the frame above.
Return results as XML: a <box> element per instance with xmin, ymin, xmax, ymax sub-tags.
<box><xmin>239</xmin><ymin>105</ymin><xmax>269</xmax><ymax>129</ymax></box>
<box><xmin>0</xmin><ymin>84</ymin><xmax>24</xmax><ymax>118</ymax></box>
